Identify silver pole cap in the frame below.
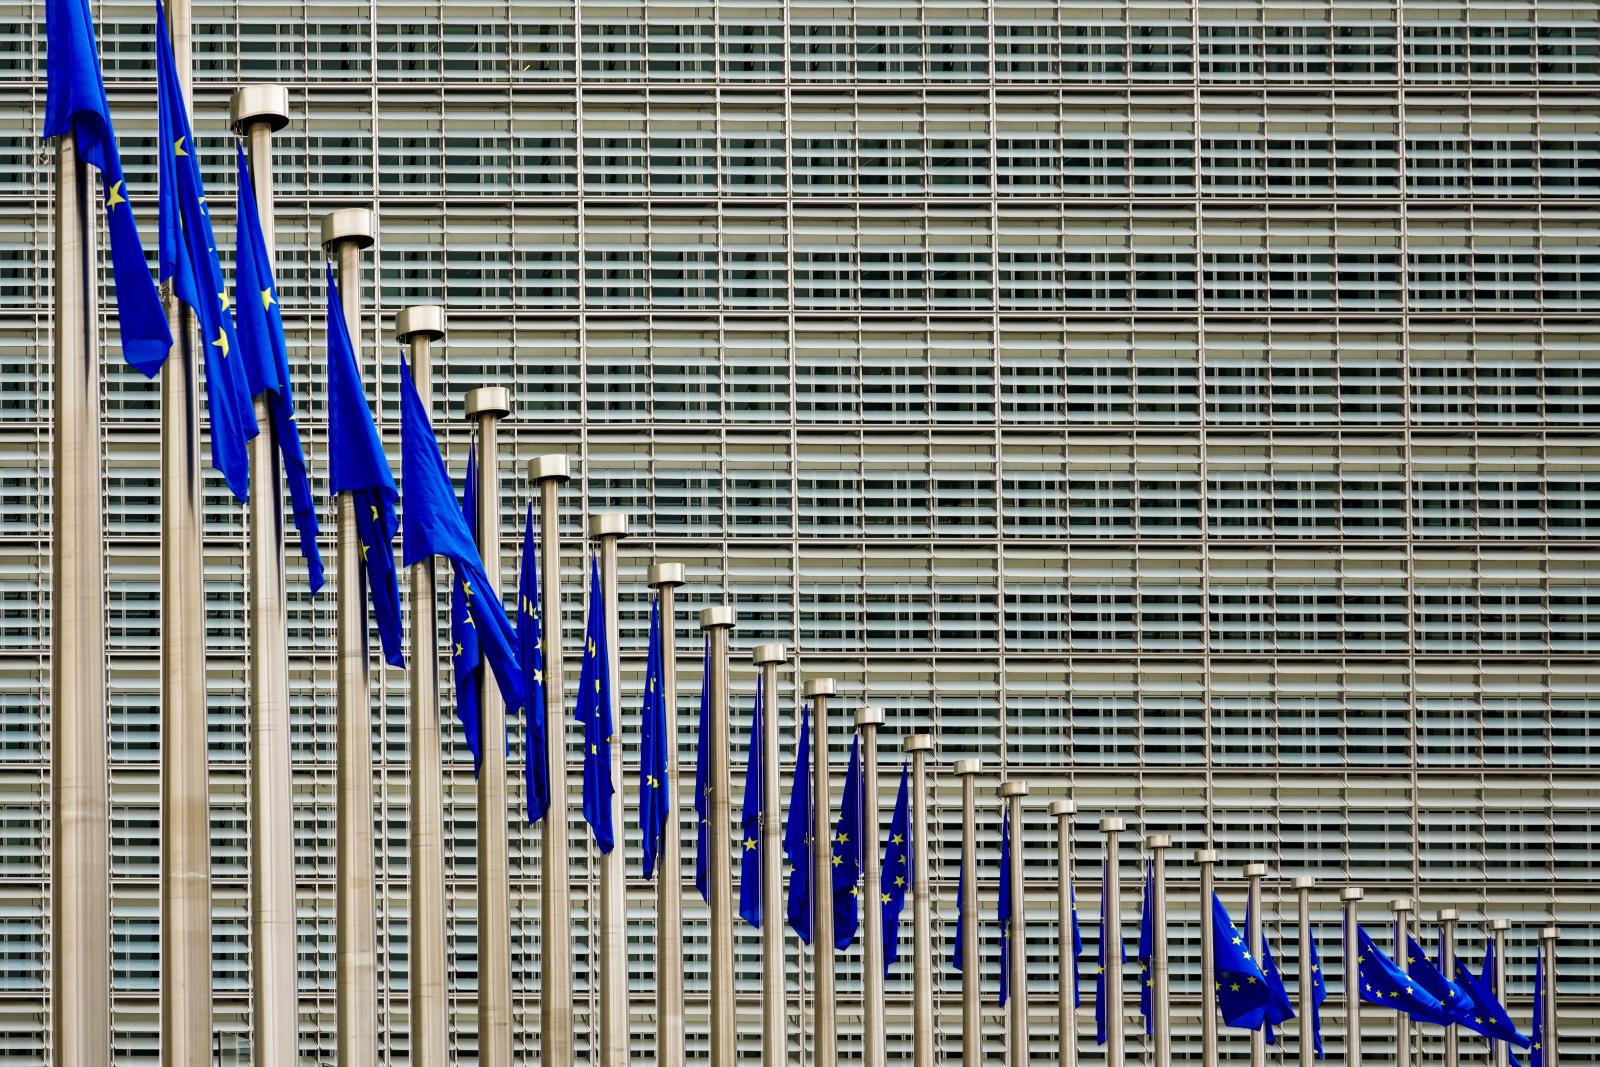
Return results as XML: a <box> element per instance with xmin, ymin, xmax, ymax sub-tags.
<box><xmin>229</xmin><ymin>84</ymin><xmax>291</xmax><ymax>132</ymax></box>
<box><xmin>529</xmin><ymin>454</ymin><xmax>572</xmax><ymax>483</ymax></box>
<box><xmin>395</xmin><ymin>305</ymin><xmax>445</xmax><ymax>343</ymax></box>
<box><xmin>1293</xmin><ymin>876</ymin><xmax>1315</xmax><ymax>890</ymax></box>
<box><xmin>1244</xmin><ymin>862</ymin><xmax>1266</xmax><ymax>878</ymax></box>
<box><xmin>320</xmin><ymin>207</ymin><xmax>375</xmax><ymax>251</ymax></box>
<box><xmin>1341</xmin><ymin>888</ymin><xmax>1366</xmax><ymax>902</ymax></box>
<box><xmin>905</xmin><ymin>734</ymin><xmax>934</xmax><ymax>753</ymax></box>
<box><xmin>1490</xmin><ymin>918</ymin><xmax>1511</xmax><ymax>931</ymax></box>
<box><xmin>855</xmin><ymin>705</ymin><xmax>885</xmax><ymax>728</ymax></box>
<box><xmin>803</xmin><ymin>677</ymin><xmax>836</xmax><ymax>698</ymax></box>
<box><xmin>1195</xmin><ymin>848</ymin><xmax>1218</xmax><ymax>865</ymax></box>
<box><xmin>753</xmin><ymin>642</ymin><xmax>787</xmax><ymax>666</ymax></box>
<box><xmin>699</xmin><ymin>605</ymin><xmax>735</xmax><ymax>630</ymax></box>
<box><xmin>1392</xmin><ymin>897</ymin><xmax>1414</xmax><ymax>913</ymax></box>
<box><xmin>1539</xmin><ymin>926</ymin><xmax>1558</xmax><ymax>942</ymax></box>
<box><xmin>998</xmin><ymin>780</ymin><xmax>1029</xmax><ymax>799</ymax></box>
<box><xmin>954</xmin><ymin>759</ymin><xmax>982</xmax><ymax>776</ymax></box>
<box><xmin>1049</xmin><ymin>799</ymin><xmax>1075</xmax><ymax>817</ymax></box>
<box><xmin>1146</xmin><ymin>833</ymin><xmax>1171</xmax><ymax>849</ymax></box>
<box><xmin>1099</xmin><ymin>817</ymin><xmax>1125</xmax><ymax>833</ymax></box>
<box><xmin>588</xmin><ymin>512</ymin><xmax>628</xmax><ymax>539</ymax></box>
<box><xmin>1439</xmin><ymin>908</ymin><xmax>1459</xmax><ymax>922</ymax></box>
<box><xmin>465</xmin><ymin>386</ymin><xmax>512</xmax><ymax>419</ymax></box>
<box><xmin>648</xmin><ymin>562</ymin><xmax>686</xmax><ymax>588</ymax></box>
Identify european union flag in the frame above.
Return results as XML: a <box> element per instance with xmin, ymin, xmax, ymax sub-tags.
<box><xmin>1094</xmin><ymin>860</ymin><xmax>1127</xmax><ymax>1044</ymax></box>
<box><xmin>639</xmin><ymin>593</ymin><xmax>670</xmax><ymax>879</ymax></box>
<box><xmin>156</xmin><ymin>0</ymin><xmax>258</xmax><ymax>502</ymax></box>
<box><xmin>951</xmin><ymin>858</ymin><xmax>965</xmax><ymax>971</ymax></box>
<box><xmin>42</xmin><ymin>0</ymin><xmax>170</xmax><ymax>373</ymax></box>
<box><xmin>1137</xmin><ymin>861</ymin><xmax>1153</xmax><ymax>1034</ymax></box>
<box><xmin>998</xmin><ymin>806</ymin><xmax>1014</xmax><ymax>1006</ymax></box>
<box><xmin>517</xmin><ymin>504</ymin><xmax>549</xmax><ymax>823</ymax></box>
<box><xmin>881</xmin><ymin>762</ymin><xmax>911</xmax><ymax>974</ymax></box>
<box><xmin>1240</xmin><ymin>905</ymin><xmax>1296</xmax><ymax>1042</ymax></box>
<box><xmin>450</xmin><ymin>442</ymin><xmax>483</xmax><ymax>767</ymax></box>
<box><xmin>1068</xmin><ymin>877</ymin><xmax>1084</xmax><ymax>1007</ymax></box>
<box><xmin>1307</xmin><ymin>923</ymin><xmax>1327</xmax><ymax>1057</ymax></box>
<box><xmin>1530</xmin><ymin>953</ymin><xmax>1545</xmax><ymax>1067</ymax></box>
<box><xmin>232</xmin><ymin>145</ymin><xmax>321</xmax><ymax>591</ymax></box>
<box><xmin>1407</xmin><ymin>935</ymin><xmax>1474</xmax><ymax>1027</ymax></box>
<box><xmin>693</xmin><ymin>639</ymin><xmax>711</xmax><ymax>902</ymax></box>
<box><xmin>738</xmin><ymin>680</ymin><xmax>763</xmax><ymax>927</ymax></box>
<box><xmin>1356</xmin><ymin>926</ymin><xmax>1448</xmax><ymax>1024</ymax></box>
<box><xmin>324</xmin><ymin>265</ymin><xmax>402</xmax><ymax>668</ymax></box>
<box><xmin>1210</xmin><ymin>893</ymin><xmax>1270</xmax><ymax>1027</ymax></box>
<box><xmin>1455</xmin><ymin>948</ymin><xmax>1531</xmax><ymax>1049</ymax></box>
<box><xmin>832</xmin><ymin>734</ymin><xmax>863</xmax><ymax>949</ymax></box>
<box><xmin>574</xmin><ymin>555</ymin><xmax>615</xmax><ymax>853</ymax></box>
<box><xmin>783</xmin><ymin>704</ymin><xmax>812</xmax><ymax>943</ymax></box>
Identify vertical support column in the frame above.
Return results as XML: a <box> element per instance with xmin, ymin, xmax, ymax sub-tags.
<box><xmin>1100</xmin><ymin>818</ymin><xmax>1126</xmax><ymax>1067</ymax></box>
<box><xmin>857</xmin><ymin>706</ymin><xmax>887</xmax><ymax>1067</ymax></box>
<box><xmin>529</xmin><ymin>454</ymin><xmax>574</xmax><ymax>1066</ymax></box>
<box><xmin>1539</xmin><ymin>926</ymin><xmax>1558</xmax><ymax>1067</ymax></box>
<box><xmin>1439</xmin><ymin>908</ymin><xmax>1459</xmax><ymax>1067</ymax></box>
<box><xmin>1147</xmin><ymin>834</ymin><xmax>1171</xmax><ymax>1067</ymax></box>
<box><xmin>590</xmin><ymin>512</ymin><xmax>630</xmax><ymax>1067</ymax></box>
<box><xmin>700</xmin><ymin>605</ymin><xmax>738</xmax><ymax>1067</ymax></box>
<box><xmin>1393</xmin><ymin>897</ymin><xmax>1413</xmax><ymax>1067</ymax></box>
<box><xmin>396</xmin><ymin>305</ymin><xmax>447</xmax><ymax>1067</ymax></box>
<box><xmin>51</xmin><ymin>121</ymin><xmax>111</xmax><ymax>1067</ymax></box>
<box><xmin>1000</xmin><ymin>780</ymin><xmax>1031</xmax><ymax>1066</ymax></box>
<box><xmin>1341</xmin><ymin>888</ymin><xmax>1365</xmax><ymax>1067</ymax></box>
<box><xmin>1294</xmin><ymin>877</ymin><xmax>1315</xmax><ymax>1067</ymax></box>
<box><xmin>754</xmin><ymin>643</ymin><xmax>788</xmax><ymax>1067</ymax></box>
<box><xmin>956</xmin><ymin>759</ymin><xmax>983</xmax><ymax>1065</ymax></box>
<box><xmin>906</xmin><ymin>735</ymin><xmax>936</xmax><ymax>1067</ymax></box>
<box><xmin>322</xmin><ymin>206</ymin><xmax>379</xmax><ymax>1067</ymax></box>
<box><xmin>805</xmin><ymin>677</ymin><xmax>839</xmax><ymax>1067</ymax></box>
<box><xmin>649</xmin><ymin>563</ymin><xmax>687</xmax><ymax>1067</ymax></box>
<box><xmin>1490</xmin><ymin>918</ymin><xmax>1510</xmax><ymax>1067</ymax></box>
<box><xmin>1051</xmin><ymin>801</ymin><xmax>1078</xmax><ymax>1067</ymax></box>
<box><xmin>1197</xmin><ymin>849</ymin><xmax>1218</xmax><ymax>1066</ymax></box>
<box><xmin>1246</xmin><ymin>863</ymin><xmax>1267</xmax><ymax>1067</ymax></box>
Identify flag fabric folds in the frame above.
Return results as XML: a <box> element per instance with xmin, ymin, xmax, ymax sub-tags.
<box><xmin>1356</xmin><ymin>926</ymin><xmax>1448</xmax><ymax>1024</ymax></box>
<box><xmin>1068</xmin><ymin>878</ymin><xmax>1084</xmax><ymax>1007</ymax></box>
<box><xmin>998</xmin><ymin>806</ymin><xmax>1013</xmax><ymax>1006</ymax></box>
<box><xmin>1307</xmin><ymin>923</ymin><xmax>1327</xmax><ymax>1058</ymax></box>
<box><xmin>1455</xmin><ymin>947</ymin><xmax>1531</xmax><ymax>1049</ymax></box>
<box><xmin>1407</xmin><ymin>935</ymin><xmax>1475</xmax><ymax>1027</ymax></box>
<box><xmin>324</xmin><ymin>265</ymin><xmax>403</xmax><ymax>668</ymax></box>
<box><xmin>574</xmin><ymin>555</ymin><xmax>615</xmax><ymax>853</ymax></box>
<box><xmin>832</xmin><ymin>734</ymin><xmax>863</xmax><ymax>949</ymax></box>
<box><xmin>43</xmin><ymin>0</ymin><xmax>170</xmax><ymax>373</ymax></box>
<box><xmin>783</xmin><ymin>704</ymin><xmax>812</xmax><ymax>943</ymax></box>
<box><xmin>155</xmin><ymin>0</ymin><xmax>258</xmax><ymax>502</ymax></box>
<box><xmin>517</xmin><ymin>504</ymin><xmax>549</xmax><ymax>823</ymax></box>
<box><xmin>693</xmin><ymin>639</ymin><xmax>711</xmax><ymax>902</ymax></box>
<box><xmin>951</xmin><ymin>858</ymin><xmax>965</xmax><ymax>971</ymax></box>
<box><xmin>1530</xmin><ymin>954</ymin><xmax>1545</xmax><ymax>1067</ymax></box>
<box><xmin>881</xmin><ymin>762</ymin><xmax>911</xmax><ymax>974</ymax></box>
<box><xmin>1240</xmin><ymin>906</ymin><xmax>1296</xmax><ymax>1042</ymax></box>
<box><xmin>450</xmin><ymin>443</ymin><xmax>483</xmax><ymax>768</ymax></box>
<box><xmin>639</xmin><ymin>594</ymin><xmax>670</xmax><ymax>879</ymax></box>
<box><xmin>738</xmin><ymin>681</ymin><xmax>763</xmax><ymax>927</ymax></box>
<box><xmin>232</xmin><ymin>146</ymin><xmax>323</xmax><ymax>591</ymax></box>
<box><xmin>1137</xmin><ymin>862</ymin><xmax>1154</xmax><ymax>1034</ymax></box>
<box><xmin>1210</xmin><ymin>893</ymin><xmax>1271</xmax><ymax>1027</ymax></box>
<box><xmin>1094</xmin><ymin>860</ymin><xmax>1125</xmax><ymax>1044</ymax></box>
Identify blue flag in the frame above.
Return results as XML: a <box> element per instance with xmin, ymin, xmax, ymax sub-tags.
<box><xmin>832</xmin><ymin>735</ymin><xmax>863</xmax><ymax>949</ymax></box>
<box><xmin>232</xmin><ymin>145</ymin><xmax>322</xmax><ymax>591</ymax></box>
<box><xmin>155</xmin><ymin>0</ymin><xmax>258</xmax><ymax>502</ymax></box>
<box><xmin>998</xmin><ymin>806</ymin><xmax>1013</xmax><ymax>1006</ymax></box>
<box><xmin>324</xmin><ymin>266</ymin><xmax>403</xmax><ymax>668</ymax></box>
<box><xmin>1407</xmin><ymin>935</ymin><xmax>1474</xmax><ymax>1027</ymax></box>
<box><xmin>881</xmin><ymin>763</ymin><xmax>911</xmax><ymax>974</ymax></box>
<box><xmin>951</xmin><ymin>857</ymin><xmax>965</xmax><ymax>971</ymax></box>
<box><xmin>42</xmin><ymin>0</ymin><xmax>170</xmax><ymax>373</ymax></box>
<box><xmin>1307</xmin><ymin>923</ymin><xmax>1327</xmax><ymax>1057</ymax></box>
<box><xmin>450</xmin><ymin>443</ymin><xmax>483</xmax><ymax>767</ymax></box>
<box><xmin>693</xmin><ymin>639</ymin><xmax>711</xmax><ymax>902</ymax></box>
<box><xmin>1068</xmin><ymin>877</ymin><xmax>1084</xmax><ymax>1007</ymax></box>
<box><xmin>1137</xmin><ymin>861</ymin><xmax>1153</xmax><ymax>1034</ymax></box>
<box><xmin>1456</xmin><ymin>948</ymin><xmax>1531</xmax><ymax>1049</ymax></box>
<box><xmin>738</xmin><ymin>681</ymin><xmax>764</xmax><ymax>927</ymax></box>
<box><xmin>1240</xmin><ymin>905</ymin><xmax>1296</xmax><ymax>1042</ymax></box>
<box><xmin>1530</xmin><ymin>954</ymin><xmax>1545</xmax><ymax>1067</ymax></box>
<box><xmin>517</xmin><ymin>504</ymin><xmax>549</xmax><ymax>823</ymax></box>
<box><xmin>639</xmin><ymin>594</ymin><xmax>670</xmax><ymax>879</ymax></box>
<box><xmin>1094</xmin><ymin>860</ymin><xmax>1127</xmax><ymax>1044</ymax></box>
<box><xmin>574</xmin><ymin>555</ymin><xmax>615</xmax><ymax>853</ymax></box>
<box><xmin>1211</xmin><ymin>893</ymin><xmax>1271</xmax><ymax>1027</ymax></box>
<box><xmin>784</xmin><ymin>704</ymin><xmax>812</xmax><ymax>943</ymax></box>
<box><xmin>1356</xmin><ymin>926</ymin><xmax>1448</xmax><ymax>1024</ymax></box>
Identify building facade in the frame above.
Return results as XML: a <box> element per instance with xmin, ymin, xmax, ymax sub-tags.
<box><xmin>4</xmin><ymin>0</ymin><xmax>1599</xmax><ymax>1062</ymax></box>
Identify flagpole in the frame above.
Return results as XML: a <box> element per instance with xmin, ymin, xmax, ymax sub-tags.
<box><xmin>649</xmin><ymin>563</ymin><xmax>687</xmax><ymax>1067</ymax></box>
<box><xmin>1439</xmin><ymin>908</ymin><xmax>1459</xmax><ymax>1067</ymax></box>
<box><xmin>1198</xmin><ymin>848</ymin><xmax>1218</xmax><ymax>1065</ymax></box>
<box><xmin>700</xmin><ymin>605</ymin><xmax>738</xmax><ymax>1067</ymax></box>
<box><xmin>530</xmin><ymin>454</ymin><xmax>575</xmax><ymax>1065</ymax></box>
<box><xmin>906</xmin><ymin>734</ymin><xmax>936</xmax><ymax>1067</ymax></box>
<box><xmin>1001</xmin><ymin>780</ymin><xmax>1031</xmax><ymax>1066</ymax></box>
<box><xmin>805</xmin><ymin>677</ymin><xmax>839</xmax><ymax>1067</ymax></box>
<box><xmin>754</xmin><ymin>643</ymin><xmax>789</xmax><ymax>1067</ymax></box>
<box><xmin>1051</xmin><ymin>800</ymin><xmax>1078</xmax><ymax>1067</ymax></box>
<box><xmin>1294</xmin><ymin>877</ymin><xmax>1315</xmax><ymax>1067</ymax></box>
<box><xmin>50</xmin><ymin>115</ymin><xmax>111</xmax><ymax>1067</ymax></box>
<box><xmin>591</xmin><ymin>512</ymin><xmax>630</xmax><ymax>1067</ymax></box>
<box><xmin>321</xmin><ymin>206</ymin><xmax>379</xmax><ymax>1067</ymax></box>
<box><xmin>1246</xmin><ymin>863</ymin><xmax>1267</xmax><ymax>1067</ymax></box>
<box><xmin>1539</xmin><ymin>926</ymin><xmax>1558</xmax><ymax>1066</ymax></box>
<box><xmin>1100</xmin><ymin>818</ymin><xmax>1126</xmax><ymax>1067</ymax></box>
<box><xmin>1489</xmin><ymin>918</ymin><xmax>1509</xmax><ymax>1067</ymax></box>
<box><xmin>1148</xmin><ymin>834</ymin><xmax>1172</xmax><ymax>1067</ymax></box>
<box><xmin>160</xmin><ymin>0</ymin><xmax>213</xmax><ymax>1060</ymax></box>
<box><xmin>396</xmin><ymin>305</ymin><xmax>448</xmax><ymax>1067</ymax></box>
<box><xmin>956</xmin><ymin>759</ymin><xmax>982</xmax><ymax>1064</ymax></box>
<box><xmin>1393</xmin><ymin>897</ymin><xmax>1413</xmax><ymax>1067</ymax></box>
<box><xmin>1341</xmin><ymin>887</ymin><xmax>1365</xmax><ymax>1067</ymax></box>
<box><xmin>858</xmin><ymin>706</ymin><xmax>887</xmax><ymax>1067</ymax></box>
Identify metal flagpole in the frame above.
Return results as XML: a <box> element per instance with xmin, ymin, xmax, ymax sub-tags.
<box><xmin>1393</xmin><ymin>897</ymin><xmax>1413</xmax><ymax>1067</ymax></box>
<box><xmin>1246</xmin><ymin>863</ymin><xmax>1266</xmax><ymax>1067</ymax></box>
<box><xmin>51</xmin><ymin>107</ymin><xmax>111</xmax><ymax>1067</ymax></box>
<box><xmin>1148</xmin><ymin>834</ymin><xmax>1172</xmax><ymax>1067</ymax></box>
<box><xmin>755</xmin><ymin>643</ymin><xmax>789</xmax><ymax>1067</ymax></box>
<box><xmin>396</xmin><ymin>305</ymin><xmax>448</xmax><ymax>1067</ymax></box>
<box><xmin>1341</xmin><ymin>887</ymin><xmax>1365</xmax><ymax>1067</ymax></box>
<box><xmin>468</xmin><ymin>388</ymin><xmax>515</xmax><ymax>1067</ymax></box>
<box><xmin>1440</xmin><ymin>908</ymin><xmax>1459</xmax><ymax>1067</ymax></box>
<box><xmin>230</xmin><ymin>84</ymin><xmax>297</xmax><ymax>1067</ymax></box>
<box><xmin>322</xmin><ymin>206</ymin><xmax>379</xmax><ymax>1067</ymax></box>
<box><xmin>805</xmin><ymin>677</ymin><xmax>839</xmax><ymax>1067</ymax></box>
<box><xmin>530</xmin><ymin>454</ymin><xmax>575</xmax><ymax>1065</ymax></box>
<box><xmin>1539</xmin><ymin>926</ymin><xmax>1558</xmax><ymax>1067</ymax></box>
<box><xmin>1489</xmin><ymin>918</ymin><xmax>1509</xmax><ymax>1067</ymax></box>
<box><xmin>858</xmin><ymin>706</ymin><xmax>887</xmax><ymax>1067</ymax></box>
<box><xmin>700</xmin><ymin>605</ymin><xmax>737</xmax><ymax>1067</ymax></box>
<box><xmin>1197</xmin><ymin>848</ymin><xmax>1218</xmax><ymax>1065</ymax></box>
<box><xmin>1100</xmin><ymin>818</ymin><xmax>1126</xmax><ymax>1067</ymax></box>
<box><xmin>591</xmin><ymin>512</ymin><xmax>630</xmax><ymax>1067</ymax></box>
<box><xmin>1000</xmin><ymin>780</ymin><xmax>1030</xmax><ymax>1066</ymax></box>
<box><xmin>956</xmin><ymin>759</ymin><xmax>982</xmax><ymax>1065</ymax></box>
<box><xmin>161</xmin><ymin>1</ymin><xmax>212</xmax><ymax>1061</ymax></box>
<box><xmin>1294</xmin><ymin>877</ymin><xmax>1315</xmax><ymax>1067</ymax></box>
<box><xmin>906</xmin><ymin>735</ymin><xmax>936</xmax><ymax>1067</ymax></box>
<box><xmin>649</xmin><ymin>563</ymin><xmax>687</xmax><ymax>1067</ymax></box>
<box><xmin>1051</xmin><ymin>801</ymin><xmax>1078</xmax><ymax>1067</ymax></box>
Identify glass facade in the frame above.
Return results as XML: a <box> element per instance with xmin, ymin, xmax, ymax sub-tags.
<box><xmin>3</xmin><ymin>0</ymin><xmax>1598</xmax><ymax>1062</ymax></box>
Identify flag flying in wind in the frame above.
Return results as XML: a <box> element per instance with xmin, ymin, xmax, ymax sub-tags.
<box><xmin>784</xmin><ymin>704</ymin><xmax>812</xmax><ymax>943</ymax></box>
<box><xmin>1240</xmin><ymin>905</ymin><xmax>1296</xmax><ymax>1042</ymax></box>
<box><xmin>324</xmin><ymin>265</ymin><xmax>403</xmax><ymax>667</ymax></box>
<box><xmin>639</xmin><ymin>594</ymin><xmax>670</xmax><ymax>879</ymax></box>
<box><xmin>1356</xmin><ymin>926</ymin><xmax>1449</xmax><ymax>1024</ymax></box>
<box><xmin>155</xmin><ymin>0</ymin><xmax>258</xmax><ymax>502</ymax></box>
<box><xmin>832</xmin><ymin>734</ymin><xmax>863</xmax><ymax>949</ymax></box>
<box><xmin>574</xmin><ymin>555</ymin><xmax>615</xmax><ymax>853</ymax></box>
<box><xmin>1137</xmin><ymin>861</ymin><xmax>1154</xmax><ymax>1035</ymax></box>
<box><xmin>517</xmin><ymin>504</ymin><xmax>549</xmax><ymax>823</ymax></box>
<box><xmin>1307</xmin><ymin>922</ymin><xmax>1327</xmax><ymax>1057</ymax></box>
<box><xmin>1455</xmin><ymin>945</ymin><xmax>1531</xmax><ymax>1049</ymax></box>
<box><xmin>43</xmin><ymin>0</ymin><xmax>170</xmax><ymax>373</ymax></box>
<box><xmin>232</xmin><ymin>146</ymin><xmax>322</xmax><ymax>591</ymax></box>
<box><xmin>1530</xmin><ymin>953</ymin><xmax>1545</xmax><ymax>1067</ymax></box>
<box><xmin>998</xmin><ymin>806</ymin><xmax>1014</xmax><ymax>1006</ymax></box>
<box><xmin>1094</xmin><ymin>860</ymin><xmax>1125</xmax><ymax>1044</ymax></box>
<box><xmin>1210</xmin><ymin>893</ymin><xmax>1271</xmax><ymax>1027</ymax></box>
<box><xmin>451</xmin><ymin>442</ymin><xmax>483</xmax><ymax>768</ymax></box>
<box><xmin>1407</xmin><ymin>935</ymin><xmax>1475</xmax><ymax>1027</ymax></box>
<box><xmin>738</xmin><ymin>680</ymin><xmax>764</xmax><ymax>927</ymax></box>
<box><xmin>881</xmin><ymin>762</ymin><xmax>911</xmax><ymax>974</ymax></box>
<box><xmin>693</xmin><ymin>638</ymin><xmax>711</xmax><ymax>902</ymax></box>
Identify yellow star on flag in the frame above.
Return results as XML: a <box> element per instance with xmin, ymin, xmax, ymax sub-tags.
<box><xmin>106</xmin><ymin>180</ymin><xmax>126</xmax><ymax>210</ymax></box>
<box><xmin>260</xmin><ymin>288</ymin><xmax>275</xmax><ymax>311</ymax></box>
<box><xmin>212</xmin><ymin>331</ymin><xmax>228</xmax><ymax>358</ymax></box>
<box><xmin>173</xmin><ymin>136</ymin><xmax>187</xmax><ymax>156</ymax></box>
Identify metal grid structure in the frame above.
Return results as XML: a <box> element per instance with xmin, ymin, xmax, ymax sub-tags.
<box><xmin>3</xmin><ymin>0</ymin><xmax>1600</xmax><ymax>1062</ymax></box>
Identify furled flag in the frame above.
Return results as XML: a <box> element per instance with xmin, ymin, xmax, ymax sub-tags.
<box><xmin>693</xmin><ymin>639</ymin><xmax>711</xmax><ymax>902</ymax></box>
<box><xmin>832</xmin><ymin>735</ymin><xmax>863</xmax><ymax>949</ymax></box>
<box><xmin>1094</xmin><ymin>860</ymin><xmax>1126</xmax><ymax>1044</ymax></box>
<box><xmin>738</xmin><ymin>680</ymin><xmax>764</xmax><ymax>927</ymax></box>
<box><xmin>639</xmin><ymin>593</ymin><xmax>670</xmax><ymax>878</ymax></box>
<box><xmin>42</xmin><ymin>0</ymin><xmax>170</xmax><ymax>372</ymax></box>
<box><xmin>784</xmin><ymin>704</ymin><xmax>812</xmax><ymax>943</ymax></box>
<box><xmin>1455</xmin><ymin>947</ymin><xmax>1531</xmax><ymax>1050</ymax></box>
<box><xmin>951</xmin><ymin>855</ymin><xmax>965</xmax><ymax>971</ymax></box>
<box><xmin>232</xmin><ymin>145</ymin><xmax>321</xmax><ymax>590</ymax></box>
<box><xmin>155</xmin><ymin>0</ymin><xmax>258</xmax><ymax>502</ymax></box>
<box><xmin>998</xmin><ymin>806</ymin><xmax>1014</xmax><ymax>1006</ymax></box>
<box><xmin>1211</xmin><ymin>893</ymin><xmax>1271</xmax><ymax>1027</ymax></box>
<box><xmin>1530</xmin><ymin>953</ymin><xmax>1545</xmax><ymax>1067</ymax></box>
<box><xmin>1240</xmin><ymin>905</ymin><xmax>1296</xmax><ymax>1042</ymax></box>
<box><xmin>1356</xmin><ymin>926</ymin><xmax>1448</xmax><ymax>1024</ymax></box>
<box><xmin>1068</xmin><ymin>876</ymin><xmax>1084</xmax><ymax>1007</ymax></box>
<box><xmin>517</xmin><ymin>504</ymin><xmax>549</xmax><ymax>823</ymax></box>
<box><xmin>1407</xmin><ymin>934</ymin><xmax>1475</xmax><ymax>1027</ymax></box>
<box><xmin>1307</xmin><ymin>923</ymin><xmax>1327</xmax><ymax>1057</ymax></box>
<box><xmin>451</xmin><ymin>442</ymin><xmax>483</xmax><ymax>768</ymax></box>
<box><xmin>574</xmin><ymin>555</ymin><xmax>615</xmax><ymax>853</ymax></box>
<box><xmin>324</xmin><ymin>266</ymin><xmax>403</xmax><ymax>667</ymax></box>
<box><xmin>881</xmin><ymin>763</ymin><xmax>911</xmax><ymax>974</ymax></box>
<box><xmin>1137</xmin><ymin>861</ymin><xmax>1154</xmax><ymax>1035</ymax></box>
